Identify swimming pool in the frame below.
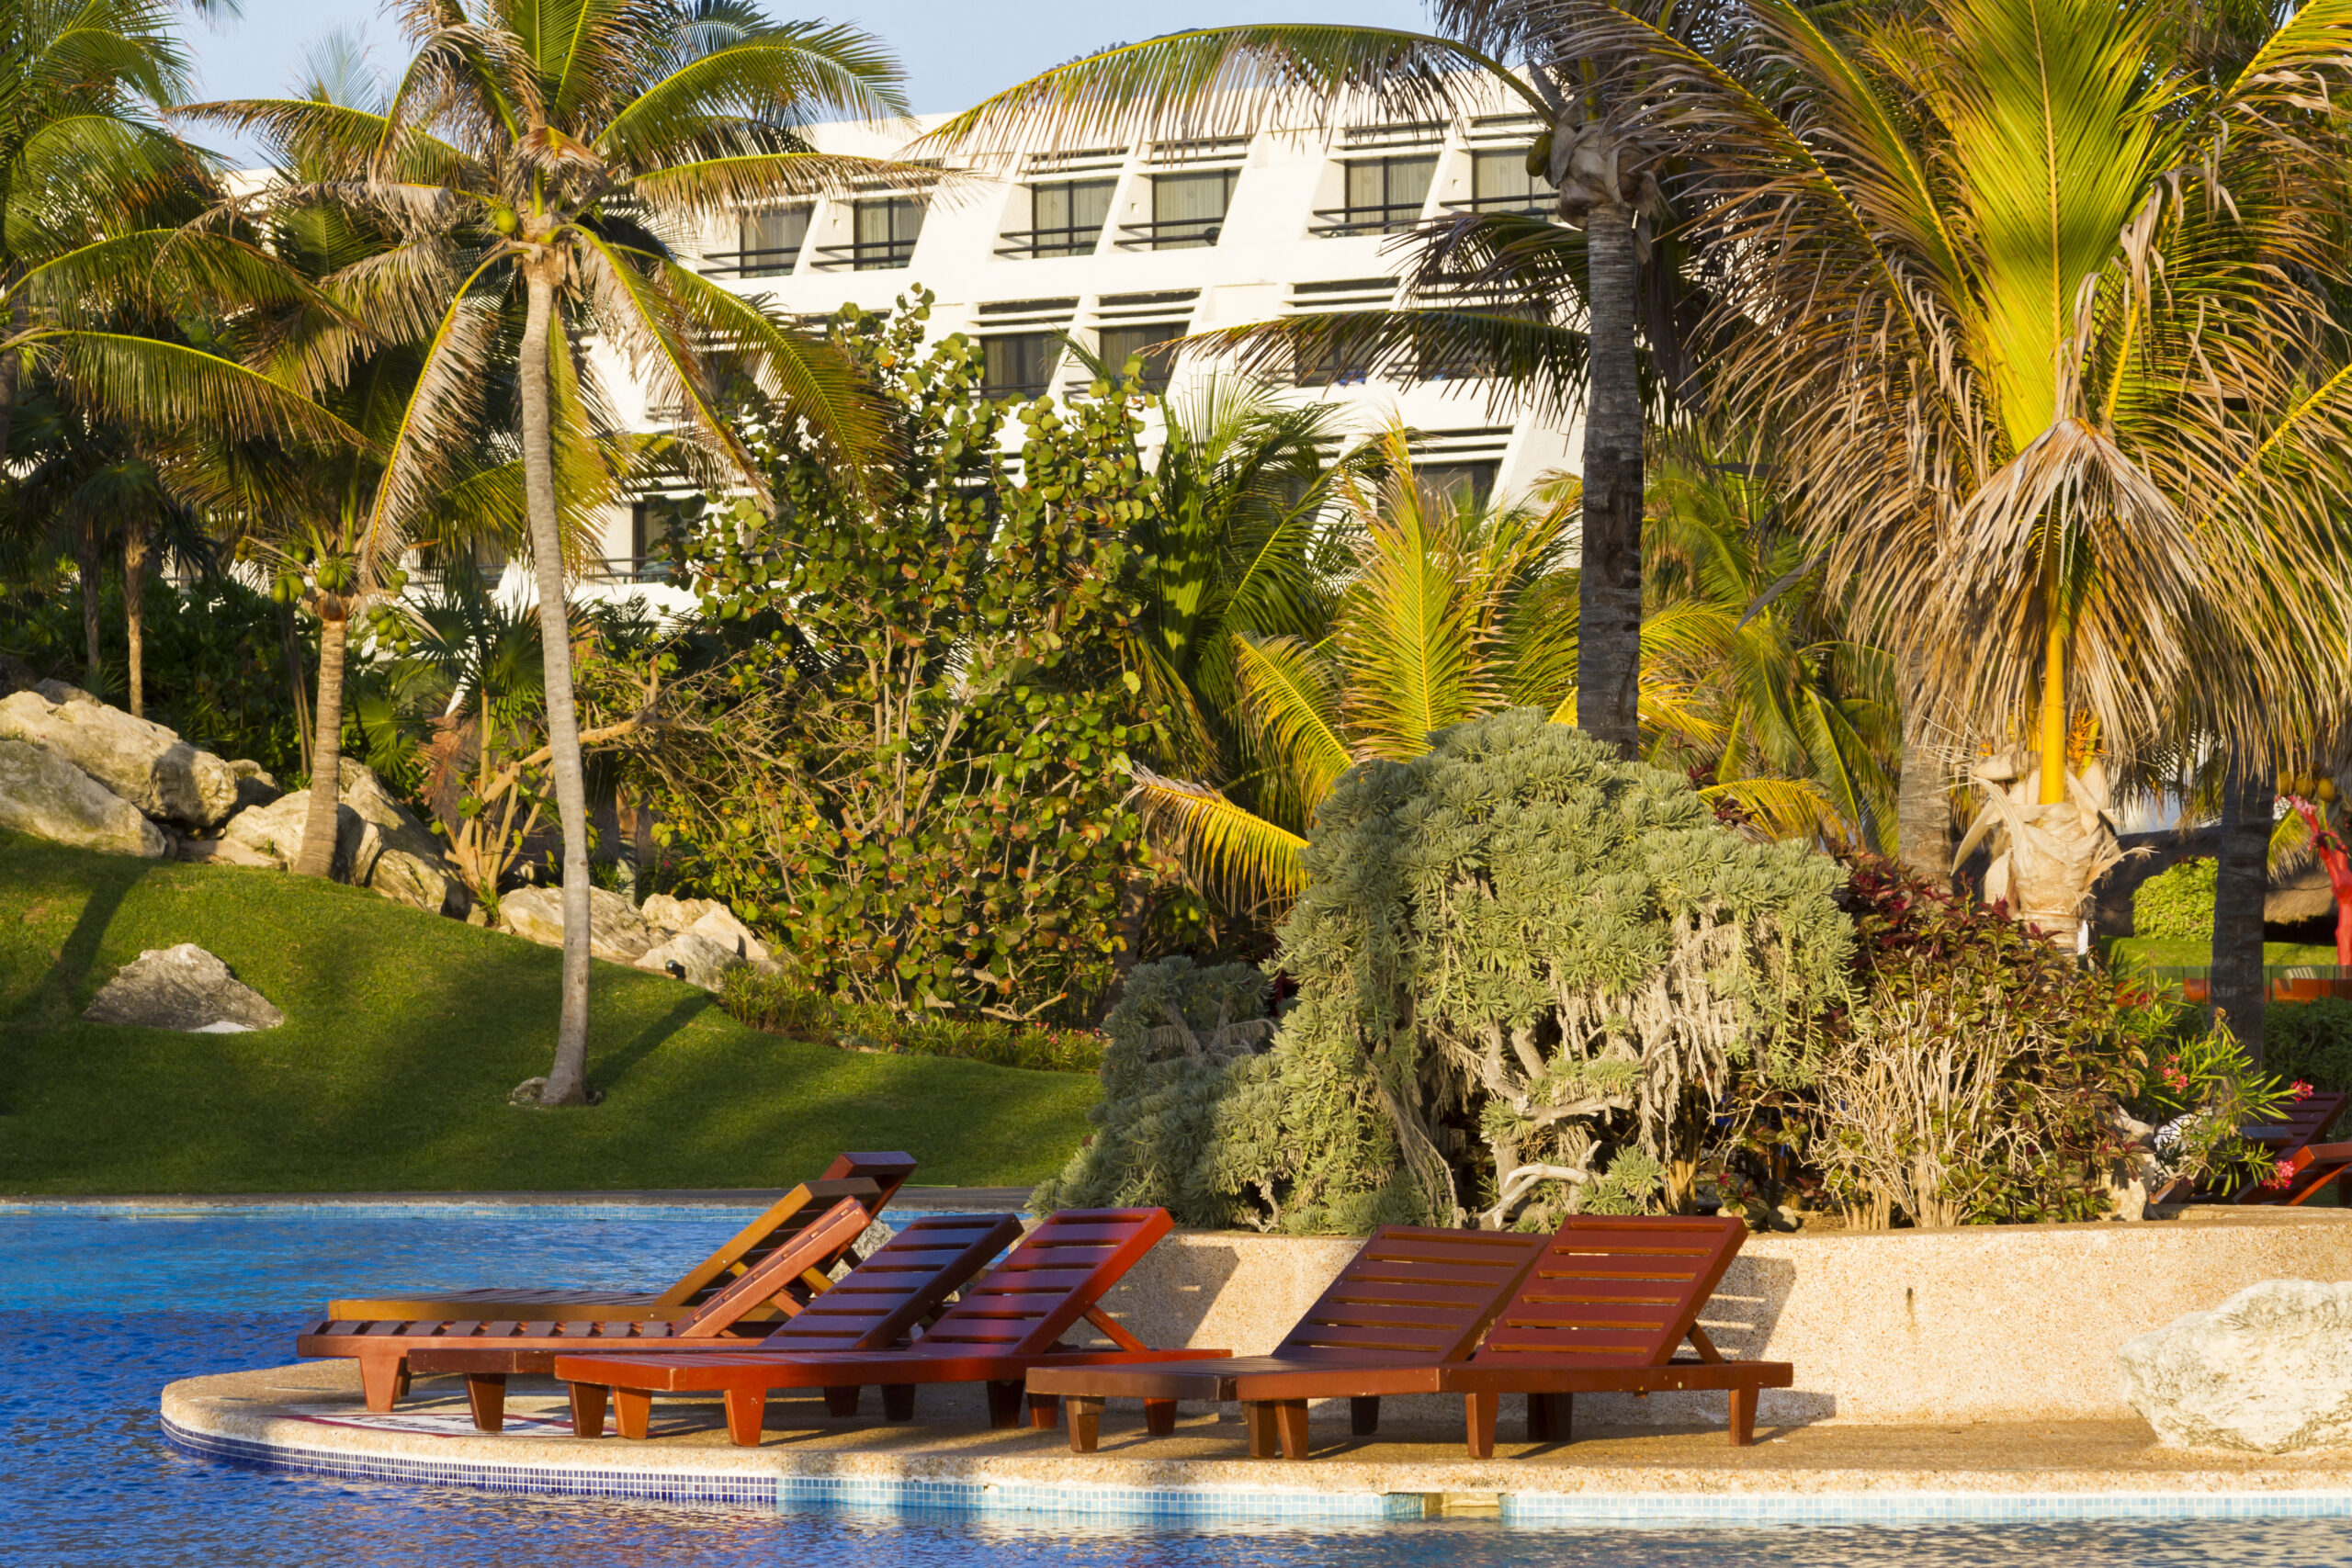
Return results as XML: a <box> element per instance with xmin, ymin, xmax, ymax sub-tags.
<box><xmin>4</xmin><ymin>1202</ymin><xmax>2346</xmax><ymax>1566</ymax></box>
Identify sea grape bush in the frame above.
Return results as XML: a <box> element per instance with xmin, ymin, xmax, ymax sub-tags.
<box><xmin>2133</xmin><ymin>856</ymin><xmax>2217</xmax><ymax>941</ymax></box>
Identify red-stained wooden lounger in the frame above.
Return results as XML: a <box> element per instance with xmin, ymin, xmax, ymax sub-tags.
<box><xmin>2151</xmin><ymin>1092</ymin><xmax>2349</xmax><ymax>1206</ymax></box>
<box><xmin>323</xmin><ymin>1152</ymin><xmax>915</xmax><ymax>1324</ymax></box>
<box><xmin>552</xmin><ymin>1207</ymin><xmax>1231</xmax><ymax>1447</ymax></box>
<box><xmin>302</xmin><ymin>1207</ymin><xmax>1023</xmax><ymax>1425</ymax></box>
<box><xmin>1024</xmin><ymin>1224</ymin><xmax>1548</xmax><ymax>1455</ymax></box>
<box><xmin>1232</xmin><ymin>1214</ymin><xmax>1792</xmax><ymax>1459</ymax></box>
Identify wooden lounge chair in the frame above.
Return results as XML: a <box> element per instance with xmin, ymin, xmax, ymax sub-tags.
<box><xmin>2150</xmin><ymin>1092</ymin><xmax>2349</xmax><ymax>1206</ymax></box>
<box><xmin>1229</xmin><ymin>1214</ymin><xmax>1792</xmax><ymax>1459</ymax></box>
<box><xmin>324</xmin><ymin>1151</ymin><xmax>915</xmax><ymax>1323</ymax></box>
<box><xmin>1027</xmin><ymin>1225</ymin><xmax>1550</xmax><ymax>1455</ymax></box>
<box><xmin>301</xmin><ymin>1206</ymin><xmax>1022</xmax><ymax>1425</ymax></box>
<box><xmin>552</xmin><ymin>1207</ymin><xmax>1232</xmax><ymax>1447</ymax></box>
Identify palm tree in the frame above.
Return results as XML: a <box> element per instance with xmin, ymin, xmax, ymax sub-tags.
<box><xmin>188</xmin><ymin>1</ymin><xmax>926</xmax><ymax>1104</ymax></box>
<box><xmin>916</xmin><ymin>7</ymin><xmax>1676</xmax><ymax>761</ymax></box>
<box><xmin>1561</xmin><ymin>0</ymin><xmax>2352</xmax><ymax>1049</ymax></box>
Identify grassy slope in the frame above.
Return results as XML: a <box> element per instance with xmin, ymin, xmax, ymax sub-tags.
<box><xmin>0</xmin><ymin>833</ymin><xmax>1097</xmax><ymax>1193</ymax></box>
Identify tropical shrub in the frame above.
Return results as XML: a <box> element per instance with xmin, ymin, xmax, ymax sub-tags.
<box><xmin>2134</xmin><ymin>857</ymin><xmax>2218</xmax><ymax>942</ymax></box>
<box><xmin>1031</xmin><ymin>956</ymin><xmax>1278</xmax><ymax>1218</ymax></box>
<box><xmin>2266</xmin><ymin>1000</ymin><xmax>2352</xmax><ymax>1101</ymax></box>
<box><xmin>718</xmin><ymin>967</ymin><xmax>1104</xmax><ymax>1075</ymax></box>
<box><xmin>642</xmin><ymin>294</ymin><xmax>1154</xmax><ymax>1023</ymax></box>
<box><xmin>1061</xmin><ymin>711</ymin><xmax>1855</xmax><ymax>1234</ymax></box>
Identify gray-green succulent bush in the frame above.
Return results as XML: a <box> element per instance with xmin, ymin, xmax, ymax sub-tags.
<box><xmin>1036</xmin><ymin>709</ymin><xmax>1856</xmax><ymax>1232</ymax></box>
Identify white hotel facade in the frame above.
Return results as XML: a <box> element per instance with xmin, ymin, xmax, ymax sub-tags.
<box><xmin>574</xmin><ymin>100</ymin><xmax>1579</xmax><ymax>606</ymax></box>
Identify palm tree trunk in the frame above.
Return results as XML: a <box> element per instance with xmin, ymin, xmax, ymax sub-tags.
<box><xmin>2211</xmin><ymin>755</ymin><xmax>2272</xmax><ymax>1068</ymax></box>
<box><xmin>76</xmin><ymin>516</ymin><xmax>102</xmax><ymax>694</ymax></box>
<box><xmin>1576</xmin><ymin>203</ymin><xmax>1643</xmax><ymax>758</ymax></box>
<box><xmin>520</xmin><ymin>256</ymin><xmax>594</xmax><ymax>1108</ymax></box>
<box><xmin>294</xmin><ymin>615</ymin><xmax>348</xmax><ymax>879</ymax></box>
<box><xmin>122</xmin><ymin>515</ymin><xmax>148</xmax><ymax>719</ymax></box>
<box><xmin>277</xmin><ymin>602</ymin><xmax>313</xmax><ymax>775</ymax></box>
<box><xmin>1896</xmin><ymin>660</ymin><xmax>1952</xmax><ymax>884</ymax></box>
<box><xmin>0</xmin><ymin>288</ymin><xmax>26</xmax><ymax>470</ymax></box>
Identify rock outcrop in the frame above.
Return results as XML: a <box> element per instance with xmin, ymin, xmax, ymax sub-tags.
<box><xmin>2119</xmin><ymin>1280</ymin><xmax>2352</xmax><ymax>1451</ymax></box>
<box><xmin>227</xmin><ymin>759</ymin><xmax>281</xmax><ymax>813</ymax></box>
<box><xmin>498</xmin><ymin>885</ymin><xmax>660</xmax><ymax>964</ymax></box>
<box><xmin>81</xmin><ymin>943</ymin><xmax>286</xmax><ymax>1032</ymax></box>
<box><xmin>636</xmin><ymin>931</ymin><xmax>743</xmax><ymax>991</ymax></box>
<box><xmin>687</xmin><ymin>904</ymin><xmax>772</xmax><ymax>963</ymax></box>
<box><xmin>0</xmin><ymin>687</ymin><xmax>239</xmax><ymax>829</ymax></box>
<box><xmin>221</xmin><ymin>792</ymin><xmax>367</xmax><ymax>878</ymax></box>
<box><xmin>0</xmin><ymin>738</ymin><xmax>166</xmax><ymax>856</ymax></box>
<box><xmin>334</xmin><ymin>760</ymin><xmax>463</xmax><ymax>914</ymax></box>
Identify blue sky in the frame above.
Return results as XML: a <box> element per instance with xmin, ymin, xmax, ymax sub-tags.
<box><xmin>186</xmin><ymin>0</ymin><xmax>1434</xmax><ymax>164</ymax></box>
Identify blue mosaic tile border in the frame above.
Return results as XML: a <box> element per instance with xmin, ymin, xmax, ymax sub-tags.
<box><xmin>164</xmin><ymin>1417</ymin><xmax>2352</xmax><ymax>1527</ymax></box>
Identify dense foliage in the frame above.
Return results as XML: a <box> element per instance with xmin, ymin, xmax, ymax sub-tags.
<box><xmin>2134</xmin><ymin>858</ymin><xmax>2218</xmax><ymax>942</ymax></box>
<box><xmin>2267</xmin><ymin>1000</ymin><xmax>2352</xmax><ymax>1100</ymax></box>
<box><xmin>642</xmin><ymin>297</ymin><xmax>1155</xmax><ymax>1023</ymax></box>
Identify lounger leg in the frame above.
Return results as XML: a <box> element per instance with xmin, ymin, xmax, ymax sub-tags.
<box><xmin>1272</xmin><ymin>1400</ymin><xmax>1311</xmax><ymax>1461</ymax></box>
<box><xmin>1244</xmin><ymin>1402</ymin><xmax>1277</xmax><ymax>1459</ymax></box>
<box><xmin>723</xmin><ymin>1388</ymin><xmax>766</xmax><ymax>1448</ymax></box>
<box><xmin>1729</xmin><ymin>1382</ymin><xmax>1758</xmax><ymax>1446</ymax></box>
<box><xmin>1027</xmin><ymin>1393</ymin><xmax>1059</xmax><ymax>1430</ymax></box>
<box><xmin>358</xmin><ymin>1352</ymin><xmax>404</xmax><ymax>1414</ymax></box>
<box><xmin>823</xmin><ymin>1386</ymin><xmax>860</xmax><ymax>1416</ymax></box>
<box><xmin>1464</xmin><ymin>1392</ymin><xmax>1498</xmax><ymax>1460</ymax></box>
<box><xmin>985</xmin><ymin>1381</ymin><xmax>1024</xmax><ymax>1429</ymax></box>
<box><xmin>881</xmin><ymin>1383</ymin><xmax>915</xmax><ymax>1421</ymax></box>
<box><xmin>1064</xmin><ymin>1395</ymin><xmax>1103</xmax><ymax>1454</ymax></box>
<box><xmin>568</xmin><ymin>1382</ymin><xmax>607</xmax><ymax>1438</ymax></box>
<box><xmin>1350</xmin><ymin>1396</ymin><xmax>1380</xmax><ymax>1437</ymax></box>
<box><xmin>614</xmin><ymin>1387</ymin><xmax>653</xmax><ymax>1440</ymax></box>
<box><xmin>465</xmin><ymin>1373</ymin><xmax>507</xmax><ymax>1433</ymax></box>
<box><xmin>1144</xmin><ymin>1398</ymin><xmax>1177</xmax><ymax>1437</ymax></box>
<box><xmin>1526</xmin><ymin>1392</ymin><xmax>1550</xmax><ymax>1441</ymax></box>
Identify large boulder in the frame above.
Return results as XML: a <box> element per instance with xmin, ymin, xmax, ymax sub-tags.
<box><xmin>2119</xmin><ymin>1280</ymin><xmax>2352</xmax><ymax>1451</ymax></box>
<box><xmin>228</xmin><ymin>759</ymin><xmax>281</xmax><ymax>813</ymax></box>
<box><xmin>640</xmin><ymin>893</ymin><xmax>720</xmax><ymax>931</ymax></box>
<box><xmin>688</xmin><ymin>904</ymin><xmax>772</xmax><ymax>963</ymax></box>
<box><xmin>334</xmin><ymin>760</ymin><xmax>463</xmax><ymax>914</ymax></box>
<box><xmin>0</xmin><ymin>738</ymin><xmax>166</xmax><ymax>856</ymax></box>
<box><xmin>81</xmin><ymin>943</ymin><xmax>285</xmax><ymax>1032</ymax></box>
<box><xmin>0</xmin><ymin>688</ymin><xmax>238</xmax><ymax>829</ymax></box>
<box><xmin>498</xmin><ymin>885</ymin><xmax>659</xmax><ymax>963</ymax></box>
<box><xmin>221</xmin><ymin>791</ymin><xmax>366</xmax><ymax>877</ymax></box>
<box><xmin>636</xmin><ymin>931</ymin><xmax>743</xmax><ymax>992</ymax></box>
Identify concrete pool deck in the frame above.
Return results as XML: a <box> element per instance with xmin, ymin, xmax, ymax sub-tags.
<box><xmin>164</xmin><ymin>1359</ymin><xmax>2352</xmax><ymax>1524</ymax></box>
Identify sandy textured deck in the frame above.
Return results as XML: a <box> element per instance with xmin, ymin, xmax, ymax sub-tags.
<box><xmin>163</xmin><ymin>1359</ymin><xmax>2352</xmax><ymax>1521</ymax></box>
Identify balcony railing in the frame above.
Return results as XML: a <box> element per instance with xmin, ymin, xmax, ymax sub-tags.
<box><xmin>1442</xmin><ymin>192</ymin><xmax>1555</xmax><ymax>218</ymax></box>
<box><xmin>808</xmin><ymin>236</ymin><xmax>918</xmax><ymax>271</ymax></box>
<box><xmin>697</xmin><ymin>245</ymin><xmax>804</xmax><ymax>278</ymax></box>
<box><xmin>581</xmin><ymin>557</ymin><xmax>677</xmax><ymax>585</ymax></box>
<box><xmin>1112</xmin><ymin>216</ymin><xmax>1227</xmax><ymax>251</ymax></box>
<box><xmin>1309</xmin><ymin>200</ymin><xmax>1428</xmax><ymax>237</ymax></box>
<box><xmin>995</xmin><ymin>224</ymin><xmax>1107</xmax><ymax>259</ymax></box>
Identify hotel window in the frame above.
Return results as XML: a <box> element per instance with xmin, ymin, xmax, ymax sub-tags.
<box><xmin>1316</xmin><ymin>154</ymin><xmax>1437</xmax><ymax>236</ymax></box>
<box><xmin>1098</xmin><ymin>321</ymin><xmax>1184</xmax><ymax>392</ymax></box>
<box><xmin>1144</xmin><ymin>170</ymin><xmax>1237</xmax><ymax>249</ymax></box>
<box><xmin>1294</xmin><ymin>331</ymin><xmax>1380</xmax><ymax>389</ymax></box>
<box><xmin>1012</xmin><ymin>178</ymin><xmax>1116</xmax><ymax>257</ymax></box>
<box><xmin>1416</xmin><ymin>461</ymin><xmax>1498</xmax><ymax>511</ymax></box>
<box><xmin>722</xmin><ymin>206</ymin><xmax>809</xmax><ymax>276</ymax></box>
<box><xmin>812</xmin><ymin>197</ymin><xmax>922</xmax><ymax>270</ymax></box>
<box><xmin>1466</xmin><ymin>149</ymin><xmax>1554</xmax><ymax>215</ymax></box>
<box><xmin>983</xmin><ymin>333</ymin><xmax>1061</xmax><ymax>399</ymax></box>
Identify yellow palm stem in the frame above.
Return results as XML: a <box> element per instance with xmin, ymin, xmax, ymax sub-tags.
<box><xmin>2036</xmin><ymin>547</ymin><xmax>2070</xmax><ymax>806</ymax></box>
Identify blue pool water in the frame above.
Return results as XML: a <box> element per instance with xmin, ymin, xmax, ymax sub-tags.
<box><xmin>2</xmin><ymin>1202</ymin><xmax>2346</xmax><ymax>1566</ymax></box>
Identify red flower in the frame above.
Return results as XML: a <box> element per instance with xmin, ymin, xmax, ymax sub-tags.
<box><xmin>2263</xmin><ymin>1159</ymin><xmax>2298</xmax><ymax>1191</ymax></box>
<box><xmin>2291</xmin><ymin>1080</ymin><xmax>2316</xmax><ymax>1101</ymax></box>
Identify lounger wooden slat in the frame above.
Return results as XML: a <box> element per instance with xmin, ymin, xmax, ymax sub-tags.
<box><xmin>2152</xmin><ymin>1093</ymin><xmax>2350</xmax><ymax>1206</ymax></box>
<box><xmin>1227</xmin><ymin>1215</ymin><xmax>1792</xmax><ymax>1459</ymax></box>
<box><xmin>323</xmin><ymin>1153</ymin><xmax>914</xmax><ymax>1322</ymax></box>
<box><xmin>1028</xmin><ymin>1225</ymin><xmax>1549</xmax><ymax>1454</ymax></box>
<box><xmin>551</xmin><ymin>1208</ymin><xmax>1231</xmax><ymax>1446</ymax></box>
<box><xmin>322</xmin><ymin>1212</ymin><xmax>1025</xmax><ymax>1429</ymax></box>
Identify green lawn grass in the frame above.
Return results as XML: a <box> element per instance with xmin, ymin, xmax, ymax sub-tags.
<box><xmin>2107</xmin><ymin>937</ymin><xmax>2341</xmax><ymax>971</ymax></box>
<box><xmin>0</xmin><ymin>832</ymin><xmax>1098</xmax><ymax>1193</ymax></box>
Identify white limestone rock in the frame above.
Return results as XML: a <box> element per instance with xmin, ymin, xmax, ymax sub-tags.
<box><xmin>687</xmin><ymin>904</ymin><xmax>771</xmax><ymax>963</ymax></box>
<box><xmin>221</xmin><ymin>792</ymin><xmax>365</xmax><ymax>876</ymax></box>
<box><xmin>636</xmin><ymin>931</ymin><xmax>743</xmax><ymax>992</ymax></box>
<box><xmin>2119</xmin><ymin>1280</ymin><xmax>2352</xmax><ymax>1452</ymax></box>
<box><xmin>0</xmin><ymin>688</ymin><xmax>238</xmax><ymax>828</ymax></box>
<box><xmin>227</xmin><ymin>759</ymin><xmax>281</xmax><ymax>813</ymax></box>
<box><xmin>0</xmin><ymin>738</ymin><xmax>166</xmax><ymax>856</ymax></box>
<box><xmin>639</xmin><ymin>893</ymin><xmax>719</xmax><ymax>931</ymax></box>
<box><xmin>499</xmin><ymin>884</ymin><xmax>659</xmax><ymax>963</ymax></box>
<box><xmin>81</xmin><ymin>943</ymin><xmax>285</xmax><ymax>1032</ymax></box>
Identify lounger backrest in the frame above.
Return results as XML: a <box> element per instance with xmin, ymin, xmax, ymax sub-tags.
<box><xmin>910</xmin><ymin>1208</ymin><xmax>1172</xmax><ymax>1358</ymax></box>
<box><xmin>821</xmin><ymin>1151</ymin><xmax>920</xmax><ymax>1210</ymax></box>
<box><xmin>674</xmin><ymin>1196</ymin><xmax>876</xmax><ymax>1338</ymax></box>
<box><xmin>1271</xmin><ymin>1226</ymin><xmax>1549</xmax><ymax>1362</ymax></box>
<box><xmin>663</xmin><ymin>1174</ymin><xmax>888</xmax><ymax>1307</ymax></box>
<box><xmin>753</xmin><ymin>1212</ymin><xmax>1026</xmax><ymax>1352</ymax></box>
<box><xmin>1471</xmin><ymin>1214</ymin><xmax>1747</xmax><ymax>1369</ymax></box>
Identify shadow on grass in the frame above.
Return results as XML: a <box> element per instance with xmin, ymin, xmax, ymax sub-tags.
<box><xmin>592</xmin><ymin>988</ymin><xmax>714</xmax><ymax>1097</ymax></box>
<box><xmin>37</xmin><ymin>856</ymin><xmax>151</xmax><ymax>1020</ymax></box>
